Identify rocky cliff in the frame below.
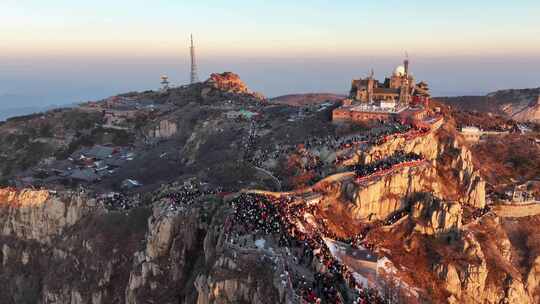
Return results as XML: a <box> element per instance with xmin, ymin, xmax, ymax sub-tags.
<box><xmin>313</xmin><ymin>122</ymin><xmax>540</xmax><ymax>303</ymax></box>
<box><xmin>506</xmin><ymin>95</ymin><xmax>540</xmax><ymax>122</ymax></box>
<box><xmin>0</xmin><ymin>189</ymin><xmax>97</xmax><ymax>243</ymax></box>
<box><xmin>0</xmin><ymin>77</ymin><xmax>537</xmax><ymax>303</ymax></box>
<box><xmin>365</xmin><ymin>195</ymin><xmax>540</xmax><ymax>304</ymax></box>
<box><xmin>341</xmin><ymin>164</ymin><xmax>440</xmax><ymax>221</ymax></box>
<box><xmin>433</xmin><ymin>218</ymin><xmax>538</xmax><ymax>304</ymax></box>
<box><xmin>0</xmin><ymin>189</ymin><xmax>281</xmax><ymax>304</ymax></box>
<box><xmin>146</xmin><ymin>119</ymin><xmax>178</xmax><ymax>139</ymax></box>
<box><xmin>202</xmin><ymin>72</ymin><xmax>265</xmax><ymax>101</ymax></box>
<box><xmin>348</xmin><ymin>123</ymin><xmax>485</xmax><ymax>210</ymax></box>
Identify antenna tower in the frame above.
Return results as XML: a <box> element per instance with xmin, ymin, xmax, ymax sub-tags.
<box><xmin>404</xmin><ymin>51</ymin><xmax>410</xmax><ymax>76</ymax></box>
<box><xmin>190</xmin><ymin>34</ymin><xmax>199</xmax><ymax>84</ymax></box>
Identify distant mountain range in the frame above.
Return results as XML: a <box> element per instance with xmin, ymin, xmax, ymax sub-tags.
<box><xmin>0</xmin><ymin>94</ymin><xmax>75</xmax><ymax>121</ymax></box>
<box><xmin>437</xmin><ymin>87</ymin><xmax>540</xmax><ymax>122</ymax></box>
<box><xmin>270</xmin><ymin>93</ymin><xmax>346</xmax><ymax>106</ymax></box>
<box><xmin>3</xmin><ymin>87</ymin><xmax>539</xmax><ymax>123</ymax></box>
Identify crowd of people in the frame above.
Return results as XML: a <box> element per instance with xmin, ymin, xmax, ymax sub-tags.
<box><xmin>96</xmin><ymin>178</ymin><xmax>224</xmax><ymax>213</ymax></box>
<box><xmin>241</xmin><ymin>121</ymin><xmax>260</xmax><ymax>163</ymax></box>
<box><xmin>230</xmin><ymin>193</ymin><xmax>285</xmax><ymax>236</ymax></box>
<box><xmin>245</xmin><ymin>121</ymin><xmax>419</xmax><ymax>173</ymax></box>
<box><xmin>158</xmin><ymin>179</ymin><xmax>221</xmax><ymax>213</ymax></box>
<box><xmin>229</xmin><ymin>193</ymin><xmax>390</xmax><ymax>303</ymax></box>
<box><xmin>349</xmin><ymin>151</ymin><xmax>424</xmax><ymax>179</ymax></box>
<box><xmin>98</xmin><ymin>192</ymin><xmax>139</xmax><ymax>210</ymax></box>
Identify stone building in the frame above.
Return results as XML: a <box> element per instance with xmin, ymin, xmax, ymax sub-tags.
<box><xmin>350</xmin><ymin>59</ymin><xmax>415</xmax><ymax>106</ymax></box>
<box><xmin>333</xmin><ymin>58</ymin><xmax>430</xmax><ymax>124</ymax></box>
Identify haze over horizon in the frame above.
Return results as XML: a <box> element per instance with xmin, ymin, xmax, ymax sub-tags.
<box><xmin>1</xmin><ymin>0</ymin><xmax>539</xmax><ymax>110</ymax></box>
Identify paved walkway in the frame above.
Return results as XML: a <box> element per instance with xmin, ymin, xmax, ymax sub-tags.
<box><xmin>493</xmin><ymin>203</ymin><xmax>540</xmax><ymax>218</ymax></box>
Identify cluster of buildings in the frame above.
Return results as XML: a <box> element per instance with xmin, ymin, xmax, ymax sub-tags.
<box><xmin>14</xmin><ymin>145</ymin><xmax>137</xmax><ymax>188</ymax></box>
<box><xmin>81</xmin><ymin>95</ymin><xmax>174</xmax><ymax>130</ymax></box>
<box><xmin>460</xmin><ymin>126</ymin><xmax>510</xmax><ymax>143</ymax></box>
<box><xmin>332</xmin><ymin>58</ymin><xmax>431</xmax><ymax>124</ymax></box>
<box><xmin>505</xmin><ymin>183</ymin><xmax>538</xmax><ymax>204</ymax></box>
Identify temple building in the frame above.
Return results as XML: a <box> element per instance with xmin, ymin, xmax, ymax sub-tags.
<box><xmin>333</xmin><ymin>58</ymin><xmax>431</xmax><ymax>123</ymax></box>
<box><xmin>351</xmin><ymin>59</ymin><xmax>414</xmax><ymax>105</ymax></box>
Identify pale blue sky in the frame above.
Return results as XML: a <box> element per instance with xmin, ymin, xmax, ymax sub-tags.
<box><xmin>0</xmin><ymin>1</ymin><xmax>539</xmax><ymax>107</ymax></box>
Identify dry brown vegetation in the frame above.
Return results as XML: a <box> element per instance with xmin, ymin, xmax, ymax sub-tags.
<box><xmin>365</xmin><ymin>223</ymin><xmax>451</xmax><ymax>303</ymax></box>
<box><xmin>502</xmin><ymin>216</ymin><xmax>540</xmax><ymax>277</ymax></box>
<box><xmin>471</xmin><ymin>134</ymin><xmax>540</xmax><ymax>187</ymax></box>
<box><xmin>451</xmin><ymin>110</ymin><xmax>516</xmax><ymax>131</ymax></box>
<box><xmin>472</xmin><ymin>216</ymin><xmax>522</xmax><ymax>285</ymax></box>
<box><xmin>317</xmin><ymin>197</ymin><xmax>364</xmax><ymax>239</ymax></box>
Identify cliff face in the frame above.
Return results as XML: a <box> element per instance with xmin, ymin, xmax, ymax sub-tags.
<box><xmin>506</xmin><ymin>95</ymin><xmax>540</xmax><ymax>122</ymax></box>
<box><xmin>146</xmin><ymin>119</ymin><xmax>178</xmax><ymax>139</ymax></box>
<box><xmin>206</xmin><ymin>72</ymin><xmax>250</xmax><ymax>95</ymax></box>
<box><xmin>366</xmin><ymin>195</ymin><xmax>540</xmax><ymax>304</ymax></box>
<box><xmin>341</xmin><ymin>164</ymin><xmax>440</xmax><ymax>221</ymax></box>
<box><xmin>340</xmin><ymin>124</ymin><xmax>485</xmax><ymax>223</ymax></box>
<box><xmin>0</xmin><ymin>189</ymin><xmax>97</xmax><ymax>243</ymax></box>
<box><xmin>433</xmin><ymin>223</ymin><xmax>538</xmax><ymax>304</ymax></box>
<box><xmin>318</xmin><ymin>123</ymin><xmax>540</xmax><ymax>303</ymax></box>
<box><xmin>410</xmin><ymin>196</ymin><xmax>462</xmax><ymax>236</ymax></box>
<box><xmin>0</xmin><ymin>190</ymin><xmax>280</xmax><ymax>304</ymax></box>
<box><xmin>0</xmin><ymin>97</ymin><xmax>536</xmax><ymax>304</ymax></box>
<box><xmin>124</xmin><ymin>200</ymin><xmax>284</xmax><ymax>304</ymax></box>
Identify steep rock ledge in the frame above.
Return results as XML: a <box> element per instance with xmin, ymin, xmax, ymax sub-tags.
<box><xmin>0</xmin><ymin>189</ymin><xmax>98</xmax><ymax>243</ymax></box>
<box><xmin>351</xmin><ymin>125</ymin><xmax>485</xmax><ymax>208</ymax></box>
<box><xmin>340</xmin><ymin>164</ymin><xmax>440</xmax><ymax>221</ymax></box>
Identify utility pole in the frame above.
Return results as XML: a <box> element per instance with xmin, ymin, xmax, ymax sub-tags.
<box><xmin>190</xmin><ymin>34</ymin><xmax>199</xmax><ymax>84</ymax></box>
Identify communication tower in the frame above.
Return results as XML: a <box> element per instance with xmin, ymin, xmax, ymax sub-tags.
<box><xmin>190</xmin><ymin>34</ymin><xmax>199</xmax><ymax>84</ymax></box>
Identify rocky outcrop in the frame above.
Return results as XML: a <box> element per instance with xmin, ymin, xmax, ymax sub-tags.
<box><xmin>0</xmin><ymin>188</ymin><xmax>97</xmax><ymax>243</ymax></box>
<box><xmin>433</xmin><ymin>232</ymin><xmax>489</xmax><ymax>303</ymax></box>
<box><xmin>0</xmin><ymin>189</ymin><xmax>282</xmax><ymax>304</ymax></box>
<box><xmin>411</xmin><ymin>197</ymin><xmax>462</xmax><ymax>236</ymax></box>
<box><xmin>502</xmin><ymin>94</ymin><xmax>540</xmax><ymax>122</ymax></box>
<box><xmin>205</xmin><ymin>72</ymin><xmax>249</xmax><ymax>95</ymax></box>
<box><xmin>352</xmin><ymin>125</ymin><xmax>485</xmax><ymax>208</ymax></box>
<box><xmin>341</xmin><ymin>164</ymin><xmax>440</xmax><ymax>221</ymax></box>
<box><xmin>447</xmin><ymin>139</ymin><xmax>486</xmax><ymax>208</ymax></box>
<box><xmin>434</xmin><ymin>263</ymin><xmax>462</xmax><ymax>297</ymax></box>
<box><xmin>459</xmin><ymin>232</ymin><xmax>489</xmax><ymax>302</ymax></box>
<box><xmin>433</xmin><ymin>227</ymin><xmax>538</xmax><ymax>304</ymax></box>
<box><xmin>526</xmin><ymin>256</ymin><xmax>540</xmax><ymax>303</ymax></box>
<box><xmin>146</xmin><ymin>119</ymin><xmax>178</xmax><ymax>139</ymax></box>
<box><xmin>125</xmin><ymin>205</ymin><xmax>209</xmax><ymax>304</ymax></box>
<box><xmin>125</xmin><ymin>202</ymin><xmax>282</xmax><ymax>304</ymax></box>
<box><xmin>202</xmin><ymin>72</ymin><xmax>265</xmax><ymax>100</ymax></box>
<box><xmin>194</xmin><ymin>255</ymin><xmax>283</xmax><ymax>304</ymax></box>
<box><xmin>358</xmin><ymin>130</ymin><xmax>440</xmax><ymax>164</ymax></box>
